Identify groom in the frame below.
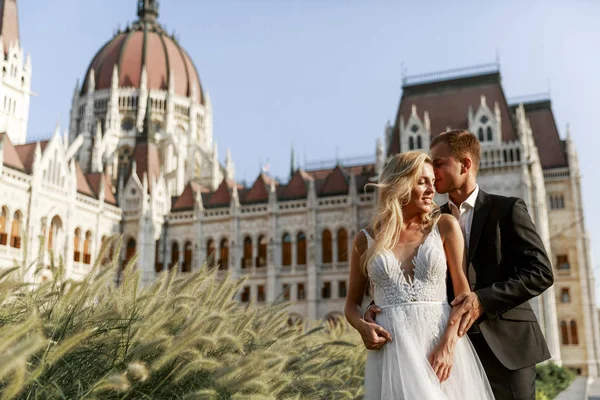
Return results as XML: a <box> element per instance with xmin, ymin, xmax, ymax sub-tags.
<box><xmin>364</xmin><ymin>130</ymin><xmax>554</xmax><ymax>400</ymax></box>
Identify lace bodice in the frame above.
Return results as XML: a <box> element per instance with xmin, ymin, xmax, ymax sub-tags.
<box><xmin>363</xmin><ymin>224</ymin><xmax>448</xmax><ymax>305</ymax></box>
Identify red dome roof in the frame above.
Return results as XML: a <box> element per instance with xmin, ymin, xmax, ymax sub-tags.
<box><xmin>81</xmin><ymin>8</ymin><xmax>203</xmax><ymax>103</ymax></box>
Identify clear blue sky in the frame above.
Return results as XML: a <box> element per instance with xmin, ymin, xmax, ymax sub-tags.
<box><xmin>19</xmin><ymin>1</ymin><xmax>600</xmax><ymax>298</ymax></box>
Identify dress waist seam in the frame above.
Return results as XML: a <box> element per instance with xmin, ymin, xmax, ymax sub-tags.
<box><xmin>379</xmin><ymin>301</ymin><xmax>449</xmax><ymax>309</ymax></box>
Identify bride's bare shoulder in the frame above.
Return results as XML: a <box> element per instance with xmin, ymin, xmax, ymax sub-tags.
<box><xmin>436</xmin><ymin>214</ymin><xmax>460</xmax><ymax>237</ymax></box>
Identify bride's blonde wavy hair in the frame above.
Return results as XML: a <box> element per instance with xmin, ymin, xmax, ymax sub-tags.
<box><xmin>362</xmin><ymin>151</ymin><xmax>440</xmax><ymax>274</ymax></box>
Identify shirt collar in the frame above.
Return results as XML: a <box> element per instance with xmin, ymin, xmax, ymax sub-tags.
<box><xmin>449</xmin><ymin>185</ymin><xmax>479</xmax><ymax>211</ymax></box>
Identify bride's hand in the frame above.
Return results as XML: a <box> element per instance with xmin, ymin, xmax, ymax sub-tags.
<box><xmin>427</xmin><ymin>340</ymin><xmax>455</xmax><ymax>383</ymax></box>
<box><xmin>358</xmin><ymin>321</ymin><xmax>393</xmax><ymax>350</ymax></box>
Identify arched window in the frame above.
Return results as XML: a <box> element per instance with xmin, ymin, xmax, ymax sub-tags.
<box><xmin>282</xmin><ymin>233</ymin><xmax>292</xmax><ymax>266</ymax></box>
<box><xmin>242</xmin><ymin>236</ymin><xmax>252</xmax><ymax>269</ymax></box>
<box><xmin>10</xmin><ymin>211</ymin><xmax>21</xmax><ymax>249</ymax></box>
<box><xmin>409</xmin><ymin>136</ymin><xmax>415</xmax><ymax>150</ymax></box>
<box><xmin>73</xmin><ymin>228</ymin><xmax>81</xmax><ymax>262</ymax></box>
<box><xmin>478</xmin><ymin>127</ymin><xmax>484</xmax><ymax>142</ymax></box>
<box><xmin>337</xmin><ymin>228</ymin><xmax>348</xmax><ymax>262</ymax></box>
<box><xmin>0</xmin><ymin>206</ymin><xmax>8</xmax><ymax>245</ymax></box>
<box><xmin>296</xmin><ymin>232</ymin><xmax>306</xmax><ymax>265</ymax></box>
<box><xmin>206</xmin><ymin>239</ymin><xmax>216</xmax><ymax>268</ymax></box>
<box><xmin>171</xmin><ymin>242</ymin><xmax>179</xmax><ymax>270</ymax></box>
<box><xmin>570</xmin><ymin>321</ymin><xmax>579</xmax><ymax>345</ymax></box>
<box><xmin>322</xmin><ymin>229</ymin><xmax>332</xmax><ymax>263</ymax></box>
<box><xmin>155</xmin><ymin>239</ymin><xmax>163</xmax><ymax>273</ymax></box>
<box><xmin>486</xmin><ymin>126</ymin><xmax>493</xmax><ymax>142</ymax></box>
<box><xmin>48</xmin><ymin>216</ymin><xmax>62</xmax><ymax>252</ymax></box>
<box><xmin>416</xmin><ymin>136</ymin><xmax>422</xmax><ymax>149</ymax></box>
<box><xmin>560</xmin><ymin>321</ymin><xmax>569</xmax><ymax>345</ymax></box>
<box><xmin>219</xmin><ymin>238</ymin><xmax>229</xmax><ymax>270</ymax></box>
<box><xmin>125</xmin><ymin>238</ymin><xmax>136</xmax><ymax>268</ymax></box>
<box><xmin>83</xmin><ymin>231</ymin><xmax>92</xmax><ymax>264</ymax></box>
<box><xmin>183</xmin><ymin>241</ymin><xmax>192</xmax><ymax>273</ymax></box>
<box><xmin>257</xmin><ymin>235</ymin><xmax>267</xmax><ymax>267</ymax></box>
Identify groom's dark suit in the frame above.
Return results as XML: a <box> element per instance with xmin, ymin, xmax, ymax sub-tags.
<box><xmin>442</xmin><ymin>189</ymin><xmax>554</xmax><ymax>399</ymax></box>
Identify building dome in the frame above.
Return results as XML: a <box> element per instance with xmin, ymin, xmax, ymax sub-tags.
<box><xmin>81</xmin><ymin>0</ymin><xmax>203</xmax><ymax>103</ymax></box>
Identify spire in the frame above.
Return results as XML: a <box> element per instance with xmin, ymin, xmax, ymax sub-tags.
<box><xmin>137</xmin><ymin>0</ymin><xmax>159</xmax><ymax>22</ymax></box>
<box><xmin>290</xmin><ymin>144</ymin><xmax>296</xmax><ymax>178</ymax></box>
<box><xmin>0</xmin><ymin>0</ymin><xmax>20</xmax><ymax>55</ymax></box>
<box><xmin>138</xmin><ymin>94</ymin><xmax>153</xmax><ymax>144</ymax></box>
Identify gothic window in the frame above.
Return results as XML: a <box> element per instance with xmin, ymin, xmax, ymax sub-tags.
<box><xmin>322</xmin><ymin>229</ymin><xmax>332</xmax><ymax>263</ymax></box>
<box><xmin>549</xmin><ymin>194</ymin><xmax>565</xmax><ymax>210</ymax></box>
<box><xmin>282</xmin><ymin>233</ymin><xmax>292</xmax><ymax>266</ymax></box>
<box><xmin>121</xmin><ymin>117</ymin><xmax>135</xmax><ymax>131</ymax></box>
<box><xmin>125</xmin><ymin>238</ymin><xmax>136</xmax><ymax>269</ymax></box>
<box><xmin>296</xmin><ymin>232</ymin><xmax>306</xmax><ymax>265</ymax></box>
<box><xmin>257</xmin><ymin>235</ymin><xmax>267</xmax><ymax>267</ymax></box>
<box><xmin>478</xmin><ymin>127</ymin><xmax>484</xmax><ymax>142</ymax></box>
<box><xmin>557</xmin><ymin>255</ymin><xmax>570</xmax><ymax>270</ymax></box>
<box><xmin>219</xmin><ymin>238</ymin><xmax>229</xmax><ymax>270</ymax></box>
<box><xmin>486</xmin><ymin>126</ymin><xmax>493</xmax><ymax>141</ymax></box>
<box><xmin>10</xmin><ymin>211</ymin><xmax>21</xmax><ymax>249</ymax></box>
<box><xmin>206</xmin><ymin>239</ymin><xmax>216</xmax><ymax>268</ymax></box>
<box><xmin>321</xmin><ymin>281</ymin><xmax>331</xmax><ymax>299</ymax></box>
<box><xmin>183</xmin><ymin>241</ymin><xmax>192</xmax><ymax>272</ymax></box>
<box><xmin>337</xmin><ymin>228</ymin><xmax>348</xmax><ymax>262</ymax></box>
<box><xmin>480</xmin><ymin>115</ymin><xmax>489</xmax><ymax>124</ymax></box>
<box><xmin>560</xmin><ymin>288</ymin><xmax>571</xmax><ymax>303</ymax></box>
<box><xmin>117</xmin><ymin>147</ymin><xmax>133</xmax><ymax>184</ymax></box>
<box><xmin>83</xmin><ymin>231</ymin><xmax>92</xmax><ymax>264</ymax></box>
<box><xmin>257</xmin><ymin>285</ymin><xmax>265</xmax><ymax>302</ymax></box>
<box><xmin>416</xmin><ymin>136</ymin><xmax>422</xmax><ymax>149</ymax></box>
<box><xmin>73</xmin><ymin>228</ymin><xmax>81</xmax><ymax>262</ymax></box>
<box><xmin>170</xmin><ymin>242</ymin><xmax>179</xmax><ymax>270</ymax></box>
<box><xmin>338</xmin><ymin>281</ymin><xmax>347</xmax><ymax>297</ymax></box>
<box><xmin>561</xmin><ymin>321</ymin><xmax>569</xmax><ymax>345</ymax></box>
<box><xmin>410</xmin><ymin>124</ymin><xmax>419</xmax><ymax>133</ymax></box>
<box><xmin>0</xmin><ymin>206</ymin><xmax>7</xmax><ymax>246</ymax></box>
<box><xmin>297</xmin><ymin>283</ymin><xmax>306</xmax><ymax>300</ymax></box>
<box><xmin>48</xmin><ymin>216</ymin><xmax>61</xmax><ymax>252</ymax></box>
<box><xmin>241</xmin><ymin>286</ymin><xmax>250</xmax><ymax>302</ymax></box>
<box><xmin>409</xmin><ymin>136</ymin><xmax>415</xmax><ymax>150</ymax></box>
<box><xmin>242</xmin><ymin>236</ymin><xmax>252</xmax><ymax>268</ymax></box>
<box><xmin>155</xmin><ymin>239</ymin><xmax>163</xmax><ymax>273</ymax></box>
<box><xmin>570</xmin><ymin>321</ymin><xmax>579</xmax><ymax>345</ymax></box>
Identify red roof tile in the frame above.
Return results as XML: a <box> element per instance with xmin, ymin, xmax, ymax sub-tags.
<box><xmin>0</xmin><ymin>0</ymin><xmax>19</xmax><ymax>54</ymax></box>
<box><xmin>76</xmin><ymin>163</ymin><xmax>95</xmax><ymax>198</ymax></box>
<box><xmin>133</xmin><ymin>142</ymin><xmax>161</xmax><ymax>192</ymax></box>
<box><xmin>86</xmin><ymin>172</ymin><xmax>117</xmax><ymax>205</ymax></box>
<box><xmin>389</xmin><ymin>72</ymin><xmax>518</xmax><ymax>155</ymax></box>
<box><xmin>206</xmin><ymin>179</ymin><xmax>231</xmax><ymax>208</ymax></box>
<box><xmin>319</xmin><ymin>165</ymin><xmax>349</xmax><ymax>196</ymax></box>
<box><xmin>280</xmin><ymin>169</ymin><xmax>313</xmax><ymax>200</ymax></box>
<box><xmin>511</xmin><ymin>100</ymin><xmax>567</xmax><ymax>169</ymax></box>
<box><xmin>242</xmin><ymin>173</ymin><xmax>273</xmax><ymax>204</ymax></box>
<box><xmin>1</xmin><ymin>132</ymin><xmax>25</xmax><ymax>171</ymax></box>
<box><xmin>14</xmin><ymin>140</ymin><xmax>48</xmax><ymax>174</ymax></box>
<box><xmin>172</xmin><ymin>181</ymin><xmax>208</xmax><ymax>211</ymax></box>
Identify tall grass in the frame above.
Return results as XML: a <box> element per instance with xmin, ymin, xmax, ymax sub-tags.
<box><xmin>0</xmin><ymin>238</ymin><xmax>366</xmax><ymax>399</ymax></box>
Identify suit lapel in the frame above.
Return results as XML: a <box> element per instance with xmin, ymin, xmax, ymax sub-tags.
<box><xmin>468</xmin><ymin>190</ymin><xmax>492</xmax><ymax>264</ymax></box>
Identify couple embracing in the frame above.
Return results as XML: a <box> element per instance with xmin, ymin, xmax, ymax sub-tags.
<box><xmin>344</xmin><ymin>130</ymin><xmax>554</xmax><ymax>400</ymax></box>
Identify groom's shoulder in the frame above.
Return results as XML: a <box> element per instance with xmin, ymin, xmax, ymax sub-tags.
<box><xmin>484</xmin><ymin>191</ymin><xmax>524</xmax><ymax>211</ymax></box>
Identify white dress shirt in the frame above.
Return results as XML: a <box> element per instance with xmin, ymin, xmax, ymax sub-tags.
<box><xmin>448</xmin><ymin>185</ymin><xmax>480</xmax><ymax>250</ymax></box>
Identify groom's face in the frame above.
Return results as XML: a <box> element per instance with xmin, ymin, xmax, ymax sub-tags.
<box><xmin>430</xmin><ymin>142</ymin><xmax>463</xmax><ymax>194</ymax></box>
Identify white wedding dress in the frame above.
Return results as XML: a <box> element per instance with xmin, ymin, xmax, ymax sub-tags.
<box><xmin>362</xmin><ymin>225</ymin><xmax>494</xmax><ymax>399</ymax></box>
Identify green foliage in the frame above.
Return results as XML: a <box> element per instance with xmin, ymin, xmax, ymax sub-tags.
<box><xmin>0</xmin><ymin>238</ymin><xmax>366</xmax><ymax>399</ymax></box>
<box><xmin>536</xmin><ymin>362</ymin><xmax>575</xmax><ymax>399</ymax></box>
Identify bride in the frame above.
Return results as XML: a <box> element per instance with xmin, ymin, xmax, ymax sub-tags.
<box><xmin>344</xmin><ymin>151</ymin><xmax>494</xmax><ymax>399</ymax></box>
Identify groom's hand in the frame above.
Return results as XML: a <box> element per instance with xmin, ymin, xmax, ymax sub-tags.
<box><xmin>450</xmin><ymin>292</ymin><xmax>484</xmax><ymax>337</ymax></box>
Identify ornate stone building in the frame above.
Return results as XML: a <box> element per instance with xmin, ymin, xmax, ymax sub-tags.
<box><xmin>0</xmin><ymin>0</ymin><xmax>598</xmax><ymax>375</ymax></box>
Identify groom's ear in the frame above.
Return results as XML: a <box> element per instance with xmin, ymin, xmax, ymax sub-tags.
<box><xmin>461</xmin><ymin>157</ymin><xmax>473</xmax><ymax>173</ymax></box>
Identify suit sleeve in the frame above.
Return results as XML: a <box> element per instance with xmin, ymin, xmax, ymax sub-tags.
<box><xmin>475</xmin><ymin>198</ymin><xmax>554</xmax><ymax>318</ymax></box>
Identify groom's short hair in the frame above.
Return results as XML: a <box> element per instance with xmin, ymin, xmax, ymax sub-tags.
<box><xmin>430</xmin><ymin>129</ymin><xmax>481</xmax><ymax>173</ymax></box>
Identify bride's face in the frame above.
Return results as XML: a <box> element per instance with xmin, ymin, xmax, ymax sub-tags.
<box><xmin>406</xmin><ymin>163</ymin><xmax>435</xmax><ymax>214</ymax></box>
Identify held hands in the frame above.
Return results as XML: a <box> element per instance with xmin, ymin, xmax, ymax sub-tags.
<box><xmin>428</xmin><ymin>340</ymin><xmax>455</xmax><ymax>383</ymax></box>
<box><xmin>360</xmin><ymin>305</ymin><xmax>393</xmax><ymax>350</ymax></box>
<box><xmin>449</xmin><ymin>292</ymin><xmax>484</xmax><ymax>337</ymax></box>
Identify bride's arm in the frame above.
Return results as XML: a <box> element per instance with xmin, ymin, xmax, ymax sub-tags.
<box><xmin>428</xmin><ymin>214</ymin><xmax>471</xmax><ymax>382</ymax></box>
<box><xmin>345</xmin><ymin>231</ymin><xmax>392</xmax><ymax>350</ymax></box>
